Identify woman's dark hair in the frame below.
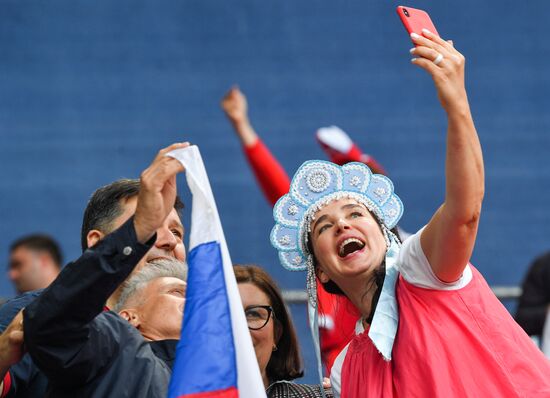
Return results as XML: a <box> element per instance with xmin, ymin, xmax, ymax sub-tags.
<box><xmin>234</xmin><ymin>264</ymin><xmax>304</xmax><ymax>382</ymax></box>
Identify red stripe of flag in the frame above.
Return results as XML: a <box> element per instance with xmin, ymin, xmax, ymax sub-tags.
<box><xmin>177</xmin><ymin>386</ymin><xmax>239</xmax><ymax>398</ymax></box>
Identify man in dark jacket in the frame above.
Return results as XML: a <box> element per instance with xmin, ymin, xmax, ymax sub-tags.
<box><xmin>0</xmin><ymin>186</ymin><xmax>185</xmax><ymax>397</ymax></box>
<box><xmin>25</xmin><ymin>251</ymin><xmax>186</xmax><ymax>397</ymax></box>
<box><xmin>515</xmin><ymin>252</ymin><xmax>550</xmax><ymax>344</ymax></box>
<box><xmin>20</xmin><ymin>142</ymin><xmax>189</xmax><ymax>397</ymax></box>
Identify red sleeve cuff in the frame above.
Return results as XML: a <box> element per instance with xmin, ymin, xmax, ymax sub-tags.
<box><xmin>1</xmin><ymin>371</ymin><xmax>12</xmax><ymax>398</ymax></box>
<box><xmin>242</xmin><ymin>138</ymin><xmax>265</xmax><ymax>161</ymax></box>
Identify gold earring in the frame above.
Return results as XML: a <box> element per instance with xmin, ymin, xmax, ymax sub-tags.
<box><xmin>272</xmin><ymin>344</ymin><xmax>278</xmax><ymax>352</ymax></box>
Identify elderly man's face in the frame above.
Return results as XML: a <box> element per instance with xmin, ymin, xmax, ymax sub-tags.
<box><xmin>128</xmin><ymin>277</ymin><xmax>186</xmax><ymax>340</ymax></box>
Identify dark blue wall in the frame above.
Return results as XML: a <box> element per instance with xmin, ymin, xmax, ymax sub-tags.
<box><xmin>1</xmin><ymin>0</ymin><xmax>549</xmax><ymax>382</ymax></box>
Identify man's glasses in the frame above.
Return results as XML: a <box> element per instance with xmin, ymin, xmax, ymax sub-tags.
<box><xmin>245</xmin><ymin>305</ymin><xmax>274</xmax><ymax>330</ymax></box>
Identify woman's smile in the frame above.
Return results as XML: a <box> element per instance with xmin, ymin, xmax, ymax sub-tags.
<box><xmin>337</xmin><ymin>236</ymin><xmax>366</xmax><ymax>258</ymax></box>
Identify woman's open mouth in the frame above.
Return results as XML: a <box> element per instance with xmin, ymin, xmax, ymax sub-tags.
<box><xmin>338</xmin><ymin>238</ymin><xmax>365</xmax><ymax>258</ymax></box>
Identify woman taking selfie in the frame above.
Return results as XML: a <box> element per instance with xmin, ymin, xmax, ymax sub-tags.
<box><xmin>271</xmin><ymin>30</ymin><xmax>550</xmax><ymax>397</ymax></box>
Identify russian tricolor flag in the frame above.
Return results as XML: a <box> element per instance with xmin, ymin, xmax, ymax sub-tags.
<box><xmin>167</xmin><ymin>146</ymin><xmax>266</xmax><ymax>398</ymax></box>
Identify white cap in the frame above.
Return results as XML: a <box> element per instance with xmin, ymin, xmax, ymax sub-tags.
<box><xmin>316</xmin><ymin>125</ymin><xmax>353</xmax><ymax>153</ymax></box>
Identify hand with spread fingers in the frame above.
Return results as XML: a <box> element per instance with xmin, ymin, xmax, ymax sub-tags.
<box><xmin>133</xmin><ymin>142</ymin><xmax>189</xmax><ymax>243</ymax></box>
<box><xmin>409</xmin><ymin>29</ymin><xmax>468</xmax><ymax>113</ymax></box>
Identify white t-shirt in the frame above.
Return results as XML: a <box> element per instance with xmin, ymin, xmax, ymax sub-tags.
<box><xmin>330</xmin><ymin>228</ymin><xmax>472</xmax><ymax>397</ymax></box>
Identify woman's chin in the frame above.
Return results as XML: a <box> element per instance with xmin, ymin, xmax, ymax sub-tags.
<box><xmin>337</xmin><ymin>257</ymin><xmax>380</xmax><ymax>279</ymax></box>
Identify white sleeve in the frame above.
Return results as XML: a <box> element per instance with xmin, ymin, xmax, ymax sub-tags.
<box><xmin>398</xmin><ymin>227</ymin><xmax>472</xmax><ymax>290</ymax></box>
<box><xmin>329</xmin><ymin>342</ymin><xmax>350</xmax><ymax>398</ymax></box>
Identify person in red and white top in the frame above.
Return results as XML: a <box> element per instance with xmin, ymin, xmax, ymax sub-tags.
<box><xmin>221</xmin><ymin>87</ymin><xmax>389</xmax><ymax>374</ymax></box>
<box><xmin>271</xmin><ymin>29</ymin><xmax>550</xmax><ymax>397</ymax></box>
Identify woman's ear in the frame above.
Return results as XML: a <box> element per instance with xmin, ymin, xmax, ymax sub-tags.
<box><xmin>86</xmin><ymin>229</ymin><xmax>105</xmax><ymax>249</ymax></box>
<box><xmin>316</xmin><ymin>267</ymin><xmax>331</xmax><ymax>284</ymax></box>
<box><xmin>119</xmin><ymin>309</ymin><xmax>141</xmax><ymax>328</ymax></box>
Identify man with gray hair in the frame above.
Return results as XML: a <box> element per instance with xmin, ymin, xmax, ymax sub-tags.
<box><xmin>1</xmin><ymin>143</ymin><xmax>188</xmax><ymax>397</ymax></box>
<box><xmin>22</xmin><ymin>142</ymin><xmax>190</xmax><ymax>397</ymax></box>
<box><xmin>1</xmin><ymin>259</ymin><xmax>188</xmax><ymax>398</ymax></box>
<box><xmin>115</xmin><ymin>259</ymin><xmax>187</xmax><ymax>341</ymax></box>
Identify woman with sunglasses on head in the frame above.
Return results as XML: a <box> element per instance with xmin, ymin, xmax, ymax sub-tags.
<box><xmin>271</xmin><ymin>30</ymin><xmax>550</xmax><ymax>397</ymax></box>
<box><xmin>234</xmin><ymin>265</ymin><xmax>333</xmax><ymax>398</ymax></box>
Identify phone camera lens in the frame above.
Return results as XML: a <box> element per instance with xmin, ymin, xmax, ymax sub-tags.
<box><xmin>403</xmin><ymin>8</ymin><xmax>410</xmax><ymax>17</ymax></box>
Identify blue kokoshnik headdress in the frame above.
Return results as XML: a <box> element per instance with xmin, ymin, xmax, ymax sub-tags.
<box><xmin>271</xmin><ymin>160</ymin><xmax>402</xmax><ymax>271</ymax></box>
<box><xmin>271</xmin><ymin>160</ymin><xmax>404</xmax><ymax>390</ymax></box>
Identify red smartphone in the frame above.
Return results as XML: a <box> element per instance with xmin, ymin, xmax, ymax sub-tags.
<box><xmin>396</xmin><ymin>6</ymin><xmax>439</xmax><ymax>42</ymax></box>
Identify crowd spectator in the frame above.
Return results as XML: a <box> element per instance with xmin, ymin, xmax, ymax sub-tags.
<box><xmin>22</xmin><ymin>142</ymin><xmax>189</xmax><ymax>397</ymax></box>
<box><xmin>271</xmin><ymin>30</ymin><xmax>550</xmax><ymax>397</ymax></box>
<box><xmin>25</xmin><ymin>257</ymin><xmax>186</xmax><ymax>397</ymax></box>
<box><xmin>235</xmin><ymin>264</ymin><xmax>332</xmax><ymax>397</ymax></box>
<box><xmin>8</xmin><ymin>234</ymin><xmax>63</xmax><ymax>294</ymax></box>
<box><xmin>0</xmin><ymin>142</ymin><xmax>188</xmax><ymax>397</ymax></box>
<box><xmin>221</xmin><ymin>86</ymin><xmax>386</xmax><ymax>373</ymax></box>
<box><xmin>515</xmin><ymin>251</ymin><xmax>550</xmax><ymax>350</ymax></box>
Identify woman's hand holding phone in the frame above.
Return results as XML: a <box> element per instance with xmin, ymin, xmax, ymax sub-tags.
<box><xmin>397</xmin><ymin>6</ymin><xmax>468</xmax><ymax>113</ymax></box>
<box><xmin>397</xmin><ymin>6</ymin><xmax>439</xmax><ymax>41</ymax></box>
<box><xmin>409</xmin><ymin>29</ymin><xmax>468</xmax><ymax>114</ymax></box>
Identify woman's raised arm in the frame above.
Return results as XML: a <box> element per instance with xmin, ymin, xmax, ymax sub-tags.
<box><xmin>412</xmin><ymin>29</ymin><xmax>485</xmax><ymax>283</ymax></box>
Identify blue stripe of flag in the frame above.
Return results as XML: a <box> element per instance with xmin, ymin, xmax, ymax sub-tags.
<box><xmin>168</xmin><ymin>241</ymin><xmax>237</xmax><ymax>397</ymax></box>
